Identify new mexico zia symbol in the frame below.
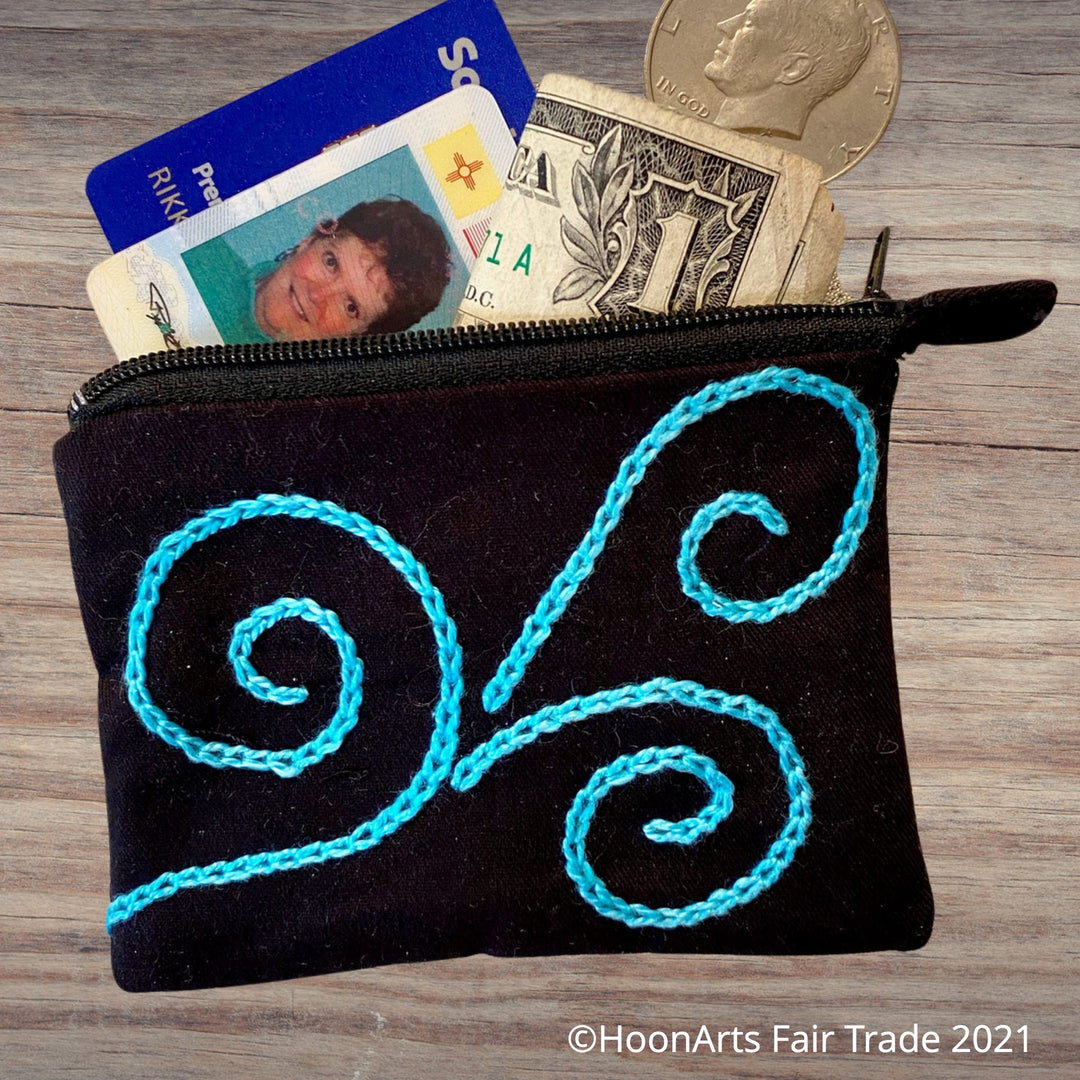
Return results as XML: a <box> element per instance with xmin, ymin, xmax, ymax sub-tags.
<box><xmin>108</xmin><ymin>367</ymin><xmax>879</xmax><ymax>935</ymax></box>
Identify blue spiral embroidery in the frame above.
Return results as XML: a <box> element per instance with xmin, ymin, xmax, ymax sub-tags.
<box><xmin>109</xmin><ymin>492</ymin><xmax>463</xmax><ymax>931</ymax></box>
<box><xmin>108</xmin><ymin>367</ymin><xmax>878</xmax><ymax>933</ymax></box>
<box><xmin>677</xmin><ymin>491</ymin><xmax>788</xmax><ymax>620</ymax></box>
<box><xmin>481</xmin><ymin>366</ymin><xmax>878</xmax><ymax>713</ymax></box>
<box><xmin>228</xmin><ymin>597</ymin><xmax>356</xmax><ymax>709</ymax></box>
<box><xmin>453</xmin><ymin>678</ymin><xmax>810</xmax><ymax>928</ymax></box>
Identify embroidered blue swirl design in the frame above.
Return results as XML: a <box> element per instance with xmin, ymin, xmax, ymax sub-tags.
<box><xmin>481</xmin><ymin>366</ymin><xmax>878</xmax><ymax>713</ymax></box>
<box><xmin>109</xmin><ymin>492</ymin><xmax>463</xmax><ymax>931</ymax></box>
<box><xmin>227</xmin><ymin>597</ymin><xmax>359</xmax><ymax>711</ymax></box>
<box><xmin>452</xmin><ymin>678</ymin><xmax>811</xmax><ymax>928</ymax></box>
<box><xmin>677</xmin><ymin>491</ymin><xmax>788</xmax><ymax>620</ymax></box>
<box><xmin>107</xmin><ymin>366</ymin><xmax>877</xmax><ymax>932</ymax></box>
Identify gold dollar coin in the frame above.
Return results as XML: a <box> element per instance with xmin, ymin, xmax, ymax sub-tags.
<box><xmin>644</xmin><ymin>0</ymin><xmax>901</xmax><ymax>181</ymax></box>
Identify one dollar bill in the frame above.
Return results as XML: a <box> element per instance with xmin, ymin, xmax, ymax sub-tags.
<box><xmin>457</xmin><ymin>74</ymin><xmax>841</xmax><ymax>326</ymax></box>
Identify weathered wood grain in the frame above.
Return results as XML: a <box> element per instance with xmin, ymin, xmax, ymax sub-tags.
<box><xmin>1</xmin><ymin>0</ymin><xmax>1076</xmax><ymax>1075</ymax></box>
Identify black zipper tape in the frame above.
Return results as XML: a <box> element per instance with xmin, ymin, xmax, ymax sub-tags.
<box><xmin>69</xmin><ymin>300</ymin><xmax>904</xmax><ymax>426</ymax></box>
<box><xmin>69</xmin><ymin>280</ymin><xmax>1056</xmax><ymax>429</ymax></box>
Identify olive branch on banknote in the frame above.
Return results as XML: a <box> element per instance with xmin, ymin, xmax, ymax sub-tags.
<box><xmin>553</xmin><ymin>126</ymin><xmax>638</xmax><ymax>304</ymax></box>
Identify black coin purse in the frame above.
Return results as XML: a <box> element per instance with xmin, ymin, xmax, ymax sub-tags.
<box><xmin>54</xmin><ymin>275</ymin><xmax>1055</xmax><ymax>991</ymax></box>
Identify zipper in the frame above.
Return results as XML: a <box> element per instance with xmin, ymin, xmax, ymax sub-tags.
<box><xmin>69</xmin><ymin>227</ymin><xmax>1055</xmax><ymax>429</ymax></box>
<box><xmin>70</xmin><ymin>297</ymin><xmax>903</xmax><ymax>420</ymax></box>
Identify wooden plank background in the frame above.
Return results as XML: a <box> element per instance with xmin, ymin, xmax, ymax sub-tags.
<box><xmin>1</xmin><ymin>0</ymin><xmax>1076</xmax><ymax>1075</ymax></box>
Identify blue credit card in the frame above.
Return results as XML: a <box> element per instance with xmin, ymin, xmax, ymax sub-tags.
<box><xmin>87</xmin><ymin>0</ymin><xmax>534</xmax><ymax>252</ymax></box>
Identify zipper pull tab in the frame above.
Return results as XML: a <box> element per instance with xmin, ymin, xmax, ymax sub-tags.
<box><xmin>863</xmin><ymin>227</ymin><xmax>891</xmax><ymax>300</ymax></box>
<box><xmin>898</xmin><ymin>278</ymin><xmax>1057</xmax><ymax>352</ymax></box>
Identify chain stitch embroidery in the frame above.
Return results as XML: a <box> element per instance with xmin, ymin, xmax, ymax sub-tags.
<box><xmin>481</xmin><ymin>366</ymin><xmax>879</xmax><ymax>713</ymax></box>
<box><xmin>107</xmin><ymin>367</ymin><xmax>877</xmax><ymax>932</ymax></box>
<box><xmin>109</xmin><ymin>493</ymin><xmax>464</xmax><ymax>931</ymax></box>
<box><xmin>453</xmin><ymin>678</ymin><xmax>811</xmax><ymax>928</ymax></box>
<box><xmin>677</xmin><ymin>491</ymin><xmax>788</xmax><ymax>619</ymax></box>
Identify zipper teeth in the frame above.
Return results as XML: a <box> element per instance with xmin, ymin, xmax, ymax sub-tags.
<box><xmin>71</xmin><ymin>301</ymin><xmax>889</xmax><ymax>415</ymax></box>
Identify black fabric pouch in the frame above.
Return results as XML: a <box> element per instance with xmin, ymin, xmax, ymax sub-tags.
<box><xmin>54</xmin><ymin>279</ymin><xmax>1055</xmax><ymax>991</ymax></box>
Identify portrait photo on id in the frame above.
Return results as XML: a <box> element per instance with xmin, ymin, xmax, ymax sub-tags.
<box><xmin>182</xmin><ymin>147</ymin><xmax>463</xmax><ymax>344</ymax></box>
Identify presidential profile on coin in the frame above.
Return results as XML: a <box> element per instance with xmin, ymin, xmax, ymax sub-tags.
<box><xmin>645</xmin><ymin>0</ymin><xmax>901</xmax><ymax>180</ymax></box>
